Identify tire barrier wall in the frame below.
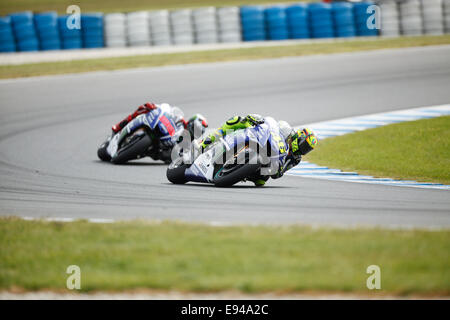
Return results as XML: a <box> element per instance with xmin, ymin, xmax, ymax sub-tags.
<box><xmin>34</xmin><ymin>12</ymin><xmax>61</xmax><ymax>50</ymax></box>
<box><xmin>446</xmin><ymin>0</ymin><xmax>450</xmax><ymax>33</ymax></box>
<box><xmin>58</xmin><ymin>15</ymin><xmax>82</xmax><ymax>49</ymax></box>
<box><xmin>104</xmin><ymin>13</ymin><xmax>127</xmax><ymax>48</ymax></box>
<box><xmin>0</xmin><ymin>17</ymin><xmax>16</xmax><ymax>52</ymax></box>
<box><xmin>1</xmin><ymin>1</ymin><xmax>449</xmax><ymax>53</ymax></box>
<box><xmin>9</xmin><ymin>11</ymin><xmax>39</xmax><ymax>51</ymax></box>
<box><xmin>81</xmin><ymin>13</ymin><xmax>104</xmax><ymax>49</ymax></box>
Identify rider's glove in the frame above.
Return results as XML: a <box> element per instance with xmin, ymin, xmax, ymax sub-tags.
<box><xmin>245</xmin><ymin>114</ymin><xmax>265</xmax><ymax>126</ymax></box>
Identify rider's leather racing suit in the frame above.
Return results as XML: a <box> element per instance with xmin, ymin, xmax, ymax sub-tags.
<box><xmin>200</xmin><ymin>114</ymin><xmax>301</xmax><ymax>186</ymax></box>
<box><xmin>107</xmin><ymin>102</ymin><xmax>186</xmax><ymax>162</ymax></box>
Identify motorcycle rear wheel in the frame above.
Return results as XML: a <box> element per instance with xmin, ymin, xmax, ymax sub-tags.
<box><xmin>213</xmin><ymin>163</ymin><xmax>260</xmax><ymax>187</ymax></box>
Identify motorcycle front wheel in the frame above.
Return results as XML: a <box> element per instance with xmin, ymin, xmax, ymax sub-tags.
<box><xmin>111</xmin><ymin>132</ymin><xmax>152</xmax><ymax>164</ymax></box>
<box><xmin>166</xmin><ymin>157</ymin><xmax>189</xmax><ymax>184</ymax></box>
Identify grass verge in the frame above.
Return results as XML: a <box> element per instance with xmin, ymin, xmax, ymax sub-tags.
<box><xmin>0</xmin><ymin>218</ymin><xmax>449</xmax><ymax>295</ymax></box>
<box><xmin>1</xmin><ymin>35</ymin><xmax>450</xmax><ymax>79</ymax></box>
<box><xmin>306</xmin><ymin>116</ymin><xmax>450</xmax><ymax>185</ymax></box>
<box><xmin>0</xmin><ymin>1</ymin><xmax>313</xmax><ymax>15</ymax></box>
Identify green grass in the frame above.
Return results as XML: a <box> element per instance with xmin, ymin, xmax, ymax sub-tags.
<box><xmin>0</xmin><ymin>218</ymin><xmax>449</xmax><ymax>295</ymax></box>
<box><xmin>0</xmin><ymin>0</ymin><xmax>314</xmax><ymax>15</ymax></box>
<box><xmin>306</xmin><ymin>116</ymin><xmax>450</xmax><ymax>185</ymax></box>
<box><xmin>1</xmin><ymin>35</ymin><xmax>450</xmax><ymax>79</ymax></box>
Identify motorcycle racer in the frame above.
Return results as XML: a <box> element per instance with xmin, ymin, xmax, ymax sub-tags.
<box><xmin>195</xmin><ymin>114</ymin><xmax>318</xmax><ymax>186</ymax></box>
<box><xmin>99</xmin><ymin>102</ymin><xmax>208</xmax><ymax>163</ymax></box>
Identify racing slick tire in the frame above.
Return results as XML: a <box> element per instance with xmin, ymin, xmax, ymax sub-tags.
<box><xmin>166</xmin><ymin>157</ymin><xmax>189</xmax><ymax>184</ymax></box>
<box><xmin>111</xmin><ymin>133</ymin><xmax>152</xmax><ymax>164</ymax></box>
<box><xmin>213</xmin><ymin>163</ymin><xmax>260</xmax><ymax>188</ymax></box>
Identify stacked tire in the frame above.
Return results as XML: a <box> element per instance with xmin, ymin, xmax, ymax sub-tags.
<box><xmin>127</xmin><ymin>11</ymin><xmax>151</xmax><ymax>47</ymax></box>
<box><xmin>265</xmin><ymin>6</ymin><xmax>289</xmax><ymax>40</ymax></box>
<box><xmin>399</xmin><ymin>0</ymin><xmax>423</xmax><ymax>35</ymax></box>
<box><xmin>286</xmin><ymin>4</ymin><xmax>310</xmax><ymax>39</ymax></box>
<box><xmin>378</xmin><ymin>0</ymin><xmax>400</xmax><ymax>37</ymax></box>
<box><xmin>445</xmin><ymin>0</ymin><xmax>450</xmax><ymax>33</ymax></box>
<box><xmin>217</xmin><ymin>7</ymin><xmax>241</xmax><ymax>43</ymax></box>
<box><xmin>353</xmin><ymin>1</ymin><xmax>378</xmax><ymax>36</ymax></box>
<box><xmin>149</xmin><ymin>10</ymin><xmax>172</xmax><ymax>46</ymax></box>
<box><xmin>9</xmin><ymin>11</ymin><xmax>39</xmax><ymax>51</ymax></box>
<box><xmin>309</xmin><ymin>3</ymin><xmax>334</xmax><ymax>38</ymax></box>
<box><xmin>0</xmin><ymin>17</ymin><xmax>16</xmax><ymax>52</ymax></box>
<box><xmin>421</xmin><ymin>0</ymin><xmax>444</xmax><ymax>35</ymax></box>
<box><xmin>332</xmin><ymin>2</ymin><xmax>356</xmax><ymax>38</ymax></box>
<box><xmin>193</xmin><ymin>7</ymin><xmax>218</xmax><ymax>44</ymax></box>
<box><xmin>34</xmin><ymin>12</ymin><xmax>60</xmax><ymax>50</ymax></box>
<box><xmin>58</xmin><ymin>15</ymin><xmax>82</xmax><ymax>49</ymax></box>
<box><xmin>240</xmin><ymin>6</ymin><xmax>266</xmax><ymax>41</ymax></box>
<box><xmin>104</xmin><ymin>13</ymin><xmax>127</xmax><ymax>48</ymax></box>
<box><xmin>170</xmin><ymin>9</ymin><xmax>194</xmax><ymax>45</ymax></box>
<box><xmin>81</xmin><ymin>13</ymin><xmax>104</xmax><ymax>48</ymax></box>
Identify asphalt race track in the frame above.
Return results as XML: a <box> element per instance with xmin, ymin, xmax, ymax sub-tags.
<box><xmin>1</xmin><ymin>45</ymin><xmax>449</xmax><ymax>228</ymax></box>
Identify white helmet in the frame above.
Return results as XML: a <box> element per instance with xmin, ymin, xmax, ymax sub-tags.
<box><xmin>278</xmin><ymin>120</ymin><xmax>294</xmax><ymax>140</ymax></box>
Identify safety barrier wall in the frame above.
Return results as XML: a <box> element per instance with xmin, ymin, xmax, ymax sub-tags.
<box><xmin>1</xmin><ymin>0</ymin><xmax>449</xmax><ymax>53</ymax></box>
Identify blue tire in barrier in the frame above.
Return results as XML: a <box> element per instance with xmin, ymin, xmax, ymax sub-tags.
<box><xmin>81</xmin><ymin>14</ymin><xmax>103</xmax><ymax>26</ymax></box>
<box><xmin>240</xmin><ymin>6</ymin><xmax>266</xmax><ymax>41</ymax></box>
<box><xmin>58</xmin><ymin>15</ymin><xmax>82</xmax><ymax>50</ymax></box>
<box><xmin>286</xmin><ymin>4</ymin><xmax>310</xmax><ymax>39</ymax></box>
<box><xmin>353</xmin><ymin>1</ymin><xmax>378</xmax><ymax>36</ymax></box>
<box><xmin>61</xmin><ymin>39</ymin><xmax>82</xmax><ymax>49</ymax></box>
<box><xmin>332</xmin><ymin>2</ymin><xmax>356</xmax><ymax>38</ymax></box>
<box><xmin>9</xmin><ymin>11</ymin><xmax>33</xmax><ymax>25</ymax></box>
<box><xmin>0</xmin><ymin>16</ymin><xmax>16</xmax><ymax>52</ymax></box>
<box><xmin>265</xmin><ymin>6</ymin><xmax>289</xmax><ymax>40</ymax></box>
<box><xmin>9</xmin><ymin>11</ymin><xmax>39</xmax><ymax>51</ymax></box>
<box><xmin>80</xmin><ymin>13</ymin><xmax>104</xmax><ymax>48</ymax></box>
<box><xmin>17</xmin><ymin>38</ymin><xmax>39</xmax><ymax>51</ymax></box>
<box><xmin>0</xmin><ymin>43</ymin><xmax>16</xmax><ymax>52</ymax></box>
<box><xmin>40</xmin><ymin>40</ymin><xmax>61</xmax><ymax>50</ymax></box>
<box><xmin>308</xmin><ymin>3</ymin><xmax>334</xmax><ymax>39</ymax></box>
<box><xmin>34</xmin><ymin>12</ymin><xmax>61</xmax><ymax>50</ymax></box>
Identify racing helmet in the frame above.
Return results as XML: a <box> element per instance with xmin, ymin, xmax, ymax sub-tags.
<box><xmin>170</xmin><ymin>106</ymin><xmax>187</xmax><ymax>129</ymax></box>
<box><xmin>187</xmin><ymin>114</ymin><xmax>208</xmax><ymax>139</ymax></box>
<box><xmin>290</xmin><ymin>128</ymin><xmax>318</xmax><ymax>156</ymax></box>
<box><xmin>278</xmin><ymin>120</ymin><xmax>295</xmax><ymax>140</ymax></box>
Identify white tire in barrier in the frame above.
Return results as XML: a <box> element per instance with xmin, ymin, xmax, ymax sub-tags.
<box><xmin>105</xmin><ymin>39</ymin><xmax>127</xmax><ymax>48</ymax></box>
<box><xmin>219</xmin><ymin>31</ymin><xmax>242</xmax><ymax>43</ymax></box>
<box><xmin>152</xmin><ymin>35</ymin><xmax>172</xmax><ymax>46</ymax></box>
<box><xmin>399</xmin><ymin>0</ymin><xmax>423</xmax><ymax>35</ymax></box>
<box><xmin>192</xmin><ymin>7</ymin><xmax>218</xmax><ymax>44</ymax></box>
<box><xmin>127</xmin><ymin>11</ymin><xmax>151</xmax><ymax>47</ymax></box>
<box><xmin>217</xmin><ymin>6</ymin><xmax>241</xmax><ymax>40</ymax></box>
<box><xmin>104</xmin><ymin>13</ymin><xmax>126</xmax><ymax>23</ymax></box>
<box><xmin>172</xmin><ymin>35</ymin><xmax>194</xmax><ymax>45</ymax></box>
<box><xmin>445</xmin><ymin>0</ymin><xmax>450</xmax><ymax>32</ymax></box>
<box><xmin>379</xmin><ymin>1</ymin><xmax>400</xmax><ymax>37</ymax></box>
<box><xmin>421</xmin><ymin>0</ymin><xmax>444</xmax><ymax>35</ymax></box>
<box><xmin>104</xmin><ymin>13</ymin><xmax>127</xmax><ymax>48</ymax></box>
<box><xmin>149</xmin><ymin>10</ymin><xmax>171</xmax><ymax>45</ymax></box>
